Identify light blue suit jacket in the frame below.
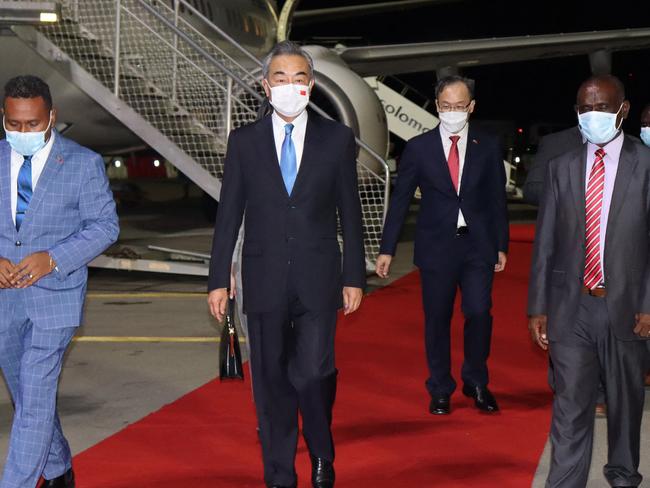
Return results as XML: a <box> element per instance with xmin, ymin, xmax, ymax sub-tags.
<box><xmin>0</xmin><ymin>132</ymin><xmax>119</xmax><ymax>329</ymax></box>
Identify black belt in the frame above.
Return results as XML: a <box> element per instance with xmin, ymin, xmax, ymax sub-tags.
<box><xmin>455</xmin><ymin>226</ymin><xmax>469</xmax><ymax>237</ymax></box>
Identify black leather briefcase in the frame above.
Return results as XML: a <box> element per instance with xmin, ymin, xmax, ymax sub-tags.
<box><xmin>219</xmin><ymin>296</ymin><xmax>244</xmax><ymax>380</ymax></box>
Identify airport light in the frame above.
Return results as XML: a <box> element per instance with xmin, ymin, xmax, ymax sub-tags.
<box><xmin>153</xmin><ymin>159</ymin><xmax>161</xmax><ymax>167</ymax></box>
<box><xmin>114</xmin><ymin>160</ymin><xmax>122</xmax><ymax>168</ymax></box>
<box><xmin>39</xmin><ymin>11</ymin><xmax>57</xmax><ymax>23</ymax></box>
<box><xmin>515</xmin><ymin>156</ymin><xmax>521</xmax><ymax>163</ymax></box>
<box><xmin>0</xmin><ymin>2</ymin><xmax>61</xmax><ymax>25</ymax></box>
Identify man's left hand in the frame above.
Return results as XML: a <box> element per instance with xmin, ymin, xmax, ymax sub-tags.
<box><xmin>633</xmin><ymin>313</ymin><xmax>650</xmax><ymax>338</ymax></box>
<box><xmin>342</xmin><ymin>287</ymin><xmax>363</xmax><ymax>315</ymax></box>
<box><xmin>10</xmin><ymin>252</ymin><xmax>55</xmax><ymax>288</ymax></box>
<box><xmin>494</xmin><ymin>252</ymin><xmax>507</xmax><ymax>272</ymax></box>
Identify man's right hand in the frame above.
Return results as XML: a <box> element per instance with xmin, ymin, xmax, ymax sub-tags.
<box><xmin>0</xmin><ymin>258</ymin><xmax>15</xmax><ymax>289</ymax></box>
<box><xmin>208</xmin><ymin>288</ymin><xmax>229</xmax><ymax>322</ymax></box>
<box><xmin>376</xmin><ymin>254</ymin><xmax>393</xmax><ymax>279</ymax></box>
<box><xmin>528</xmin><ymin>314</ymin><xmax>549</xmax><ymax>350</ymax></box>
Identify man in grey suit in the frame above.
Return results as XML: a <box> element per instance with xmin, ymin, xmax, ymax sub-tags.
<box><xmin>0</xmin><ymin>76</ymin><xmax>119</xmax><ymax>487</ymax></box>
<box><xmin>528</xmin><ymin>74</ymin><xmax>650</xmax><ymax>488</ymax></box>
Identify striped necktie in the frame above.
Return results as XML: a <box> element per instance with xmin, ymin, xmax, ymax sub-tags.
<box><xmin>280</xmin><ymin>123</ymin><xmax>297</xmax><ymax>195</ymax></box>
<box><xmin>584</xmin><ymin>148</ymin><xmax>606</xmax><ymax>290</ymax></box>
<box><xmin>16</xmin><ymin>155</ymin><xmax>33</xmax><ymax>231</ymax></box>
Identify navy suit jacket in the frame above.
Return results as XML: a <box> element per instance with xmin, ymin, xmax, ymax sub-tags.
<box><xmin>380</xmin><ymin>126</ymin><xmax>508</xmax><ymax>269</ymax></box>
<box><xmin>208</xmin><ymin>112</ymin><xmax>366</xmax><ymax>313</ymax></box>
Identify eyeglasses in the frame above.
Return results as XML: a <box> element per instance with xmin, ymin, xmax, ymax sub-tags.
<box><xmin>437</xmin><ymin>101</ymin><xmax>472</xmax><ymax>112</ymax></box>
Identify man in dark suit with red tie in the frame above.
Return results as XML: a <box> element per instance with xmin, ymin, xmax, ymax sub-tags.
<box><xmin>376</xmin><ymin>75</ymin><xmax>509</xmax><ymax>416</ymax></box>
<box><xmin>208</xmin><ymin>41</ymin><xmax>365</xmax><ymax>488</ymax></box>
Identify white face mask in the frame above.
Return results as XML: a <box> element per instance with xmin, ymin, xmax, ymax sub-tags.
<box><xmin>268</xmin><ymin>83</ymin><xmax>311</xmax><ymax>118</ymax></box>
<box><xmin>3</xmin><ymin>112</ymin><xmax>53</xmax><ymax>156</ymax></box>
<box><xmin>577</xmin><ymin>104</ymin><xmax>623</xmax><ymax>145</ymax></box>
<box><xmin>438</xmin><ymin>110</ymin><xmax>469</xmax><ymax>134</ymax></box>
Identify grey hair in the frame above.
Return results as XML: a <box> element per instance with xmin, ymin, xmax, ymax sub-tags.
<box><xmin>435</xmin><ymin>75</ymin><xmax>476</xmax><ymax>100</ymax></box>
<box><xmin>262</xmin><ymin>40</ymin><xmax>314</xmax><ymax>80</ymax></box>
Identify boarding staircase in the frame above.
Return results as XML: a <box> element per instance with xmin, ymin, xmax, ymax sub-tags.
<box><xmin>8</xmin><ymin>0</ymin><xmax>389</xmax><ymax>268</ymax></box>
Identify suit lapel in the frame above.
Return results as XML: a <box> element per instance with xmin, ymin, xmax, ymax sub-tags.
<box><xmin>256</xmin><ymin>115</ymin><xmax>289</xmax><ymax>199</ymax></box>
<box><xmin>290</xmin><ymin>113</ymin><xmax>322</xmax><ymax>199</ymax></box>
<box><xmin>430</xmin><ymin>128</ymin><xmax>457</xmax><ymax>196</ymax></box>
<box><xmin>0</xmin><ymin>142</ymin><xmax>15</xmax><ymax>232</ymax></box>
<box><xmin>606</xmin><ymin>136</ymin><xmax>638</xmax><ymax>241</ymax></box>
<box><xmin>568</xmin><ymin>144</ymin><xmax>588</xmax><ymax>229</ymax></box>
<box><xmin>459</xmin><ymin>127</ymin><xmax>479</xmax><ymax>195</ymax></box>
<box><xmin>17</xmin><ymin>133</ymin><xmax>65</xmax><ymax>235</ymax></box>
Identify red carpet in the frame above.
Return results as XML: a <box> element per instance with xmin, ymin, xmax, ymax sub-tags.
<box><xmin>73</xmin><ymin>229</ymin><xmax>552</xmax><ymax>487</ymax></box>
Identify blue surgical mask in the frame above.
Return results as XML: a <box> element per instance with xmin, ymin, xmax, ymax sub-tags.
<box><xmin>3</xmin><ymin>113</ymin><xmax>52</xmax><ymax>156</ymax></box>
<box><xmin>577</xmin><ymin>104</ymin><xmax>623</xmax><ymax>145</ymax></box>
<box><xmin>641</xmin><ymin>127</ymin><xmax>650</xmax><ymax>147</ymax></box>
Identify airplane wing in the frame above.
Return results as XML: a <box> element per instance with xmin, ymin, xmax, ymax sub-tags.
<box><xmin>336</xmin><ymin>28</ymin><xmax>650</xmax><ymax>76</ymax></box>
<box><xmin>293</xmin><ymin>0</ymin><xmax>460</xmax><ymax>25</ymax></box>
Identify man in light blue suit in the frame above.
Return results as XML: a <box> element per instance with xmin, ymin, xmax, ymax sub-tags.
<box><xmin>0</xmin><ymin>76</ymin><xmax>119</xmax><ymax>488</ymax></box>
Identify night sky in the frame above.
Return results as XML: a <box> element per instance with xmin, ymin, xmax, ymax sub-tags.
<box><xmin>286</xmin><ymin>0</ymin><xmax>650</xmax><ymax>138</ymax></box>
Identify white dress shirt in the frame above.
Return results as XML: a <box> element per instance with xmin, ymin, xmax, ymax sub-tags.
<box><xmin>272</xmin><ymin>110</ymin><xmax>307</xmax><ymax>170</ymax></box>
<box><xmin>439</xmin><ymin>122</ymin><xmax>469</xmax><ymax>227</ymax></box>
<box><xmin>10</xmin><ymin>131</ymin><xmax>56</xmax><ymax>225</ymax></box>
<box><xmin>585</xmin><ymin>130</ymin><xmax>623</xmax><ymax>282</ymax></box>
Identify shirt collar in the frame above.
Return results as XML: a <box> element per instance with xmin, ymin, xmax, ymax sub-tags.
<box><xmin>272</xmin><ymin>109</ymin><xmax>308</xmax><ymax>133</ymax></box>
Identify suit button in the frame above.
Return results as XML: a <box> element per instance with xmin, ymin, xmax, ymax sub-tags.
<box><xmin>15</xmin><ymin>241</ymin><xmax>21</xmax><ymax>246</ymax></box>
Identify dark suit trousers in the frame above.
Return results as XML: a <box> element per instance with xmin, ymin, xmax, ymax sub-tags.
<box><xmin>419</xmin><ymin>235</ymin><xmax>494</xmax><ymax>397</ymax></box>
<box><xmin>547</xmin><ymin>294</ymin><xmax>647</xmax><ymax>488</ymax></box>
<box><xmin>246</xmin><ymin>277</ymin><xmax>338</xmax><ymax>487</ymax></box>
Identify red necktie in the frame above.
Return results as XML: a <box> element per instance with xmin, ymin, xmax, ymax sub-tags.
<box><xmin>448</xmin><ymin>135</ymin><xmax>460</xmax><ymax>192</ymax></box>
<box><xmin>584</xmin><ymin>148</ymin><xmax>606</xmax><ymax>290</ymax></box>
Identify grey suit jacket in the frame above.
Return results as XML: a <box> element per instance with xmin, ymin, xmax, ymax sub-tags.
<box><xmin>528</xmin><ymin>134</ymin><xmax>650</xmax><ymax>342</ymax></box>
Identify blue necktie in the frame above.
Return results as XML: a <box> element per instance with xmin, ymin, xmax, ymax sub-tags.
<box><xmin>16</xmin><ymin>155</ymin><xmax>33</xmax><ymax>231</ymax></box>
<box><xmin>280</xmin><ymin>123</ymin><xmax>297</xmax><ymax>195</ymax></box>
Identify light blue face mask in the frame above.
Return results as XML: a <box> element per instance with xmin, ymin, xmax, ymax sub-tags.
<box><xmin>577</xmin><ymin>104</ymin><xmax>623</xmax><ymax>145</ymax></box>
<box><xmin>641</xmin><ymin>127</ymin><xmax>650</xmax><ymax>147</ymax></box>
<box><xmin>3</xmin><ymin>113</ymin><xmax>52</xmax><ymax>156</ymax></box>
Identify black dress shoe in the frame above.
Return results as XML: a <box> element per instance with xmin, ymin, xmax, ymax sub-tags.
<box><xmin>311</xmin><ymin>456</ymin><xmax>335</xmax><ymax>488</ymax></box>
<box><xmin>42</xmin><ymin>468</ymin><xmax>75</xmax><ymax>488</ymax></box>
<box><xmin>462</xmin><ymin>385</ymin><xmax>499</xmax><ymax>412</ymax></box>
<box><xmin>429</xmin><ymin>394</ymin><xmax>451</xmax><ymax>415</ymax></box>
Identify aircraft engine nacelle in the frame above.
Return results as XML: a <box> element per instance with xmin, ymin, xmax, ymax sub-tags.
<box><xmin>303</xmin><ymin>45</ymin><xmax>389</xmax><ymax>174</ymax></box>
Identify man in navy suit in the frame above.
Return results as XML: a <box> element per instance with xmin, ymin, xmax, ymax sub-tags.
<box><xmin>0</xmin><ymin>76</ymin><xmax>119</xmax><ymax>487</ymax></box>
<box><xmin>208</xmin><ymin>41</ymin><xmax>365</xmax><ymax>488</ymax></box>
<box><xmin>376</xmin><ymin>76</ymin><xmax>508</xmax><ymax>415</ymax></box>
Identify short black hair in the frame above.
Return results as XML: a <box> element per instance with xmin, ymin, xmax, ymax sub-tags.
<box><xmin>435</xmin><ymin>75</ymin><xmax>475</xmax><ymax>100</ymax></box>
<box><xmin>4</xmin><ymin>75</ymin><xmax>52</xmax><ymax>110</ymax></box>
